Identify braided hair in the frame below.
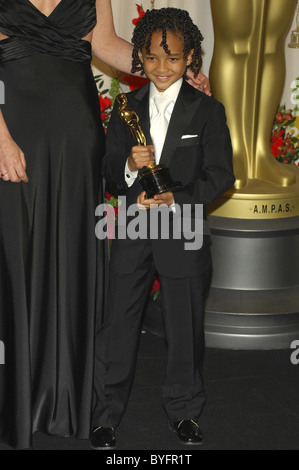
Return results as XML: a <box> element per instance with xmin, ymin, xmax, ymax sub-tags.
<box><xmin>131</xmin><ymin>8</ymin><xmax>204</xmax><ymax>78</ymax></box>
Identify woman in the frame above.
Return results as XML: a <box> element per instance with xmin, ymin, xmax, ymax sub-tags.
<box><xmin>0</xmin><ymin>0</ymin><xmax>209</xmax><ymax>449</ymax></box>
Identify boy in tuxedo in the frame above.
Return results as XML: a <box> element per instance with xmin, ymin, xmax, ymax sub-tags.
<box><xmin>91</xmin><ymin>8</ymin><xmax>235</xmax><ymax>449</ymax></box>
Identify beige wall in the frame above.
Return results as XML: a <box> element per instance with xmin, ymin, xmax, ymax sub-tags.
<box><xmin>93</xmin><ymin>0</ymin><xmax>298</xmax><ymax>112</ymax></box>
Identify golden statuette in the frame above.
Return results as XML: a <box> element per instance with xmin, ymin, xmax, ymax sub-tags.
<box><xmin>117</xmin><ymin>93</ymin><xmax>147</xmax><ymax>148</ymax></box>
<box><xmin>116</xmin><ymin>93</ymin><xmax>182</xmax><ymax>198</ymax></box>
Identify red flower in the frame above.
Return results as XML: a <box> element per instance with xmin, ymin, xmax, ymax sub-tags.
<box><xmin>122</xmin><ymin>74</ymin><xmax>149</xmax><ymax>91</ymax></box>
<box><xmin>275</xmin><ymin>112</ymin><xmax>284</xmax><ymax>124</ymax></box>
<box><xmin>150</xmin><ymin>278</ymin><xmax>161</xmax><ymax>296</ymax></box>
<box><xmin>132</xmin><ymin>4</ymin><xmax>145</xmax><ymax>26</ymax></box>
<box><xmin>271</xmin><ymin>130</ymin><xmax>284</xmax><ymax>158</ymax></box>
<box><xmin>105</xmin><ymin>191</ymin><xmax>112</xmax><ymax>201</ymax></box>
<box><xmin>284</xmin><ymin>113</ymin><xmax>294</xmax><ymax>122</ymax></box>
<box><xmin>99</xmin><ymin>93</ymin><xmax>112</xmax><ymax>122</ymax></box>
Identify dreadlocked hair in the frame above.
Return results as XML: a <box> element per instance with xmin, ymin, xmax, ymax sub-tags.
<box><xmin>131</xmin><ymin>8</ymin><xmax>204</xmax><ymax>79</ymax></box>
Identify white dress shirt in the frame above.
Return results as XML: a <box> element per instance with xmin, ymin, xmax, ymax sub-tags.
<box><xmin>125</xmin><ymin>78</ymin><xmax>183</xmax><ymax>187</ymax></box>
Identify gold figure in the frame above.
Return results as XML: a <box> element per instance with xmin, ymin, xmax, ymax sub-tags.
<box><xmin>116</xmin><ymin>93</ymin><xmax>180</xmax><ymax>197</ymax></box>
<box><xmin>117</xmin><ymin>93</ymin><xmax>147</xmax><ymax>147</ymax></box>
<box><xmin>210</xmin><ymin>0</ymin><xmax>297</xmax><ymax>189</ymax></box>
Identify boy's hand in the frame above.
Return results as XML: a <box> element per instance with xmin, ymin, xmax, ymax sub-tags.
<box><xmin>137</xmin><ymin>191</ymin><xmax>174</xmax><ymax>209</ymax></box>
<box><xmin>153</xmin><ymin>192</ymin><xmax>174</xmax><ymax>207</ymax></box>
<box><xmin>128</xmin><ymin>145</ymin><xmax>155</xmax><ymax>172</ymax></box>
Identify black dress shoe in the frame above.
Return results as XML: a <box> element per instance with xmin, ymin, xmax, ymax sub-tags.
<box><xmin>89</xmin><ymin>426</ymin><xmax>116</xmax><ymax>450</ymax></box>
<box><xmin>169</xmin><ymin>420</ymin><xmax>204</xmax><ymax>446</ymax></box>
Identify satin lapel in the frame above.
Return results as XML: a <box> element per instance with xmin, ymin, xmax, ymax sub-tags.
<box><xmin>131</xmin><ymin>84</ymin><xmax>153</xmax><ymax>146</ymax></box>
<box><xmin>160</xmin><ymin>81</ymin><xmax>203</xmax><ymax>168</ymax></box>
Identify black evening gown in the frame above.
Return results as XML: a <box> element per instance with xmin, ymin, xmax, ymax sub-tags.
<box><xmin>0</xmin><ymin>0</ymin><xmax>107</xmax><ymax>449</ymax></box>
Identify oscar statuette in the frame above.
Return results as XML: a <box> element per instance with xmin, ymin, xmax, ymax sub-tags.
<box><xmin>117</xmin><ymin>93</ymin><xmax>182</xmax><ymax>198</ymax></box>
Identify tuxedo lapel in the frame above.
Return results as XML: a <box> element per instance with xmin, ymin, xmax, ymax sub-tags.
<box><xmin>130</xmin><ymin>83</ymin><xmax>153</xmax><ymax>146</ymax></box>
<box><xmin>127</xmin><ymin>81</ymin><xmax>203</xmax><ymax>165</ymax></box>
<box><xmin>160</xmin><ymin>81</ymin><xmax>203</xmax><ymax>168</ymax></box>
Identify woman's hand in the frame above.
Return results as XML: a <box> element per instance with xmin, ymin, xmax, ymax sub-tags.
<box><xmin>0</xmin><ymin>136</ymin><xmax>28</xmax><ymax>183</ymax></box>
<box><xmin>186</xmin><ymin>70</ymin><xmax>212</xmax><ymax>96</ymax></box>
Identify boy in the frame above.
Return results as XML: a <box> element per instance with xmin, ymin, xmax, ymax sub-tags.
<box><xmin>91</xmin><ymin>8</ymin><xmax>234</xmax><ymax>449</ymax></box>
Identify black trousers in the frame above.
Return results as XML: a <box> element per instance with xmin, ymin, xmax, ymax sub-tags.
<box><xmin>92</xmin><ymin>241</ymin><xmax>211</xmax><ymax>427</ymax></box>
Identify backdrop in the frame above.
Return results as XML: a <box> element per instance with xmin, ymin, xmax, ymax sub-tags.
<box><xmin>92</xmin><ymin>0</ymin><xmax>298</xmax><ymax>156</ymax></box>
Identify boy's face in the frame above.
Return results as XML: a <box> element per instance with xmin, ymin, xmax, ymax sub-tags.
<box><xmin>138</xmin><ymin>30</ymin><xmax>193</xmax><ymax>93</ymax></box>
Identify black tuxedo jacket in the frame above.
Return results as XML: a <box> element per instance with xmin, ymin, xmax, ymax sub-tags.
<box><xmin>102</xmin><ymin>80</ymin><xmax>235</xmax><ymax>278</ymax></box>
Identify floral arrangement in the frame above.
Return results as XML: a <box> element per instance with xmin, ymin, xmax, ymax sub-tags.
<box><xmin>271</xmin><ymin>104</ymin><xmax>299</xmax><ymax>165</ymax></box>
<box><xmin>95</xmin><ymin>4</ymin><xmax>148</xmax><ymax>131</ymax></box>
<box><xmin>94</xmin><ymin>75</ymin><xmax>120</xmax><ymax>131</ymax></box>
<box><xmin>291</xmin><ymin>78</ymin><xmax>299</xmax><ymax>116</ymax></box>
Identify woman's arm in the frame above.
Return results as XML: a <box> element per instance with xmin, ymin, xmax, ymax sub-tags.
<box><xmin>92</xmin><ymin>0</ymin><xmax>134</xmax><ymax>73</ymax></box>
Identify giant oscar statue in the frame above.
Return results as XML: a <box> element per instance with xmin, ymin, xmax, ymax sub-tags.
<box><xmin>205</xmin><ymin>0</ymin><xmax>299</xmax><ymax>349</ymax></box>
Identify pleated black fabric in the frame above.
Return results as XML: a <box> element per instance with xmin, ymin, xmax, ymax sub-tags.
<box><xmin>0</xmin><ymin>0</ymin><xmax>107</xmax><ymax>449</ymax></box>
<box><xmin>0</xmin><ymin>0</ymin><xmax>96</xmax><ymax>62</ymax></box>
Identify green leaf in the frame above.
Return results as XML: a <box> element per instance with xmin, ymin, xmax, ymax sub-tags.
<box><xmin>153</xmin><ymin>291</ymin><xmax>160</xmax><ymax>301</ymax></box>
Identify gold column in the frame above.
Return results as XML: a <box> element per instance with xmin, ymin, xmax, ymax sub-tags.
<box><xmin>208</xmin><ymin>0</ymin><xmax>299</xmax><ymax>219</ymax></box>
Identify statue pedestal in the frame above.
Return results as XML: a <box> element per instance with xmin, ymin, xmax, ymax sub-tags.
<box><xmin>207</xmin><ymin>177</ymin><xmax>299</xmax><ymax>220</ymax></box>
<box><xmin>205</xmin><ymin>174</ymin><xmax>299</xmax><ymax>350</ymax></box>
<box><xmin>143</xmin><ymin>173</ymin><xmax>299</xmax><ymax>350</ymax></box>
<box><xmin>205</xmin><ymin>215</ymin><xmax>299</xmax><ymax>350</ymax></box>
